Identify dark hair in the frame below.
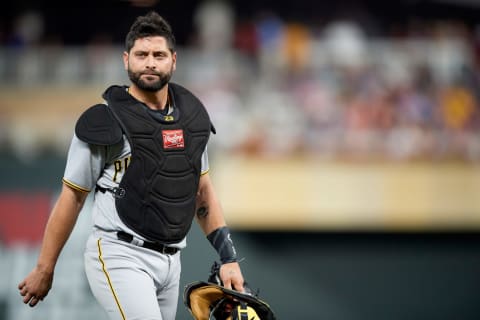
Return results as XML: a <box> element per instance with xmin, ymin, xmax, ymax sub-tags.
<box><xmin>125</xmin><ymin>11</ymin><xmax>176</xmax><ymax>53</ymax></box>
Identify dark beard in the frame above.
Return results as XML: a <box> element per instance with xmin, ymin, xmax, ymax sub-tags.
<box><xmin>128</xmin><ymin>68</ymin><xmax>172</xmax><ymax>92</ymax></box>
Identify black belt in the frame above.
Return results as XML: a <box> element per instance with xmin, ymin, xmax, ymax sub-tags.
<box><xmin>117</xmin><ymin>231</ymin><xmax>179</xmax><ymax>255</ymax></box>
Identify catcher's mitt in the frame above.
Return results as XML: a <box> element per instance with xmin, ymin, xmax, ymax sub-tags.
<box><xmin>184</xmin><ymin>261</ymin><xmax>276</xmax><ymax>320</ymax></box>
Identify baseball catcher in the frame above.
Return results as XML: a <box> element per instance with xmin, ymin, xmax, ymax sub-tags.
<box><xmin>184</xmin><ymin>262</ymin><xmax>276</xmax><ymax>320</ymax></box>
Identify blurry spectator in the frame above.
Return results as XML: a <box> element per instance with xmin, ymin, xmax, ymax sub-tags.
<box><xmin>3</xmin><ymin>10</ymin><xmax>45</xmax><ymax>84</ymax></box>
<box><xmin>197</xmin><ymin>87</ymin><xmax>248</xmax><ymax>157</ymax></box>
<box><xmin>342</xmin><ymin>73</ymin><xmax>384</xmax><ymax>158</ymax></box>
<box><xmin>255</xmin><ymin>11</ymin><xmax>284</xmax><ymax>51</ymax></box>
<box><xmin>7</xmin><ymin>10</ymin><xmax>45</xmax><ymax>48</ymax></box>
<box><xmin>439</xmin><ymin>84</ymin><xmax>476</xmax><ymax>131</ymax></box>
<box><xmin>428</xmin><ymin>21</ymin><xmax>472</xmax><ymax>86</ymax></box>
<box><xmin>293</xmin><ymin>75</ymin><xmax>344</xmax><ymax>157</ymax></box>
<box><xmin>282</xmin><ymin>22</ymin><xmax>312</xmax><ymax>76</ymax></box>
<box><xmin>234</xmin><ymin>18</ymin><xmax>259</xmax><ymax>58</ymax></box>
<box><xmin>395</xmin><ymin>66</ymin><xmax>437</xmax><ymax>129</ymax></box>
<box><xmin>323</xmin><ymin>20</ymin><xmax>368</xmax><ymax>69</ymax></box>
<box><xmin>194</xmin><ymin>0</ymin><xmax>235</xmax><ymax>52</ymax></box>
<box><xmin>83</xmin><ymin>33</ymin><xmax>125</xmax><ymax>84</ymax></box>
<box><xmin>254</xmin><ymin>11</ymin><xmax>285</xmax><ymax>80</ymax></box>
<box><xmin>243</xmin><ymin>85</ymin><xmax>307</xmax><ymax>157</ymax></box>
<box><xmin>189</xmin><ymin>0</ymin><xmax>241</xmax><ymax>103</ymax></box>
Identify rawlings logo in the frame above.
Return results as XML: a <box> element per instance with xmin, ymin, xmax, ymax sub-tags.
<box><xmin>162</xmin><ymin>129</ymin><xmax>185</xmax><ymax>149</ymax></box>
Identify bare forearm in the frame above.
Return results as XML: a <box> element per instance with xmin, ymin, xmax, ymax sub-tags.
<box><xmin>195</xmin><ymin>174</ymin><xmax>225</xmax><ymax>235</ymax></box>
<box><xmin>195</xmin><ymin>173</ymin><xmax>244</xmax><ymax>291</ymax></box>
<box><xmin>36</xmin><ymin>184</ymin><xmax>87</xmax><ymax>273</ymax></box>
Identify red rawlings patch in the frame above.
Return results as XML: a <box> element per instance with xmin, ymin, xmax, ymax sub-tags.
<box><xmin>162</xmin><ymin>129</ymin><xmax>185</xmax><ymax>149</ymax></box>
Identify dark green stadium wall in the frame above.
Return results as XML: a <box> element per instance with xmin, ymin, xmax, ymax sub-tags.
<box><xmin>179</xmin><ymin>225</ymin><xmax>480</xmax><ymax>320</ymax></box>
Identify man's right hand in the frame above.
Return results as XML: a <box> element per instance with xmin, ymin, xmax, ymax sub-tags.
<box><xmin>18</xmin><ymin>266</ymin><xmax>53</xmax><ymax>307</ymax></box>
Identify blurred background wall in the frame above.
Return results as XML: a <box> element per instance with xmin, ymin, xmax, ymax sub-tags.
<box><xmin>1</xmin><ymin>0</ymin><xmax>479</xmax><ymax>319</ymax></box>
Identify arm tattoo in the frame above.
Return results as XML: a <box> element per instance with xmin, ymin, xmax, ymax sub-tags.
<box><xmin>196</xmin><ymin>206</ymin><xmax>209</xmax><ymax>218</ymax></box>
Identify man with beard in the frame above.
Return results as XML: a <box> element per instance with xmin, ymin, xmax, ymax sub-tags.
<box><xmin>18</xmin><ymin>11</ymin><xmax>245</xmax><ymax>320</ymax></box>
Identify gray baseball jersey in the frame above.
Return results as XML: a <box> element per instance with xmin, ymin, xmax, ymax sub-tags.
<box><xmin>63</xmin><ymin>132</ymin><xmax>209</xmax><ymax>320</ymax></box>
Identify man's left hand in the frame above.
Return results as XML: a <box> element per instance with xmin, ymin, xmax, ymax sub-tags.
<box><xmin>219</xmin><ymin>262</ymin><xmax>244</xmax><ymax>292</ymax></box>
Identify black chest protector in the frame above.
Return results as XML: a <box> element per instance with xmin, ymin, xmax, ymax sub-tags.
<box><xmin>76</xmin><ymin>84</ymin><xmax>214</xmax><ymax>244</ymax></box>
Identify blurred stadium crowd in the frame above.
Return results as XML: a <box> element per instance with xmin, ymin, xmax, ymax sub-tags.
<box><xmin>0</xmin><ymin>0</ymin><xmax>479</xmax><ymax>162</ymax></box>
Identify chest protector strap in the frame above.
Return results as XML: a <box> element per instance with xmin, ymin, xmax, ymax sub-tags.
<box><xmin>101</xmin><ymin>84</ymin><xmax>212</xmax><ymax>244</ymax></box>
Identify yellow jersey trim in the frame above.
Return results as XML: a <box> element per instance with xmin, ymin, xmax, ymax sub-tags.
<box><xmin>62</xmin><ymin>178</ymin><xmax>90</xmax><ymax>193</ymax></box>
<box><xmin>97</xmin><ymin>238</ymin><xmax>127</xmax><ymax>320</ymax></box>
<box><xmin>200</xmin><ymin>169</ymin><xmax>209</xmax><ymax>176</ymax></box>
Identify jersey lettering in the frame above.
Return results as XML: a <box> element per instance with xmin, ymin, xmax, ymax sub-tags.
<box><xmin>113</xmin><ymin>156</ymin><xmax>131</xmax><ymax>182</ymax></box>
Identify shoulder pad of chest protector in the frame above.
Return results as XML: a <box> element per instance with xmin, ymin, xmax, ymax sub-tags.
<box><xmin>75</xmin><ymin>104</ymin><xmax>123</xmax><ymax>145</ymax></box>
